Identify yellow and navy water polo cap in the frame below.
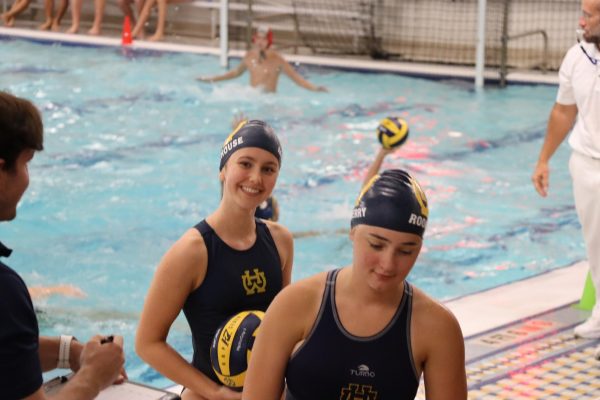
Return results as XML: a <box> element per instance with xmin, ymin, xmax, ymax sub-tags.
<box><xmin>219</xmin><ymin>119</ymin><xmax>282</xmax><ymax>171</ymax></box>
<box><xmin>351</xmin><ymin>169</ymin><xmax>429</xmax><ymax>237</ymax></box>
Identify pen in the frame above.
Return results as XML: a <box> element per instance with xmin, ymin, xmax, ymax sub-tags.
<box><xmin>100</xmin><ymin>335</ymin><xmax>114</xmax><ymax>344</ymax></box>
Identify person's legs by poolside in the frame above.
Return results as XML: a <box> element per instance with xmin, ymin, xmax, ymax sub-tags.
<box><xmin>130</xmin><ymin>0</ymin><xmax>168</xmax><ymax>41</ymax></box>
<box><xmin>148</xmin><ymin>0</ymin><xmax>166</xmax><ymax>41</ymax></box>
<box><xmin>570</xmin><ymin>151</ymin><xmax>600</xmax><ymax>338</ymax></box>
<box><xmin>65</xmin><ymin>0</ymin><xmax>104</xmax><ymax>35</ymax></box>
<box><xmin>1</xmin><ymin>0</ymin><xmax>33</xmax><ymax>27</ymax></box>
<box><xmin>51</xmin><ymin>0</ymin><xmax>69</xmax><ymax>31</ymax></box>
<box><xmin>65</xmin><ymin>0</ymin><xmax>81</xmax><ymax>33</ymax></box>
<box><xmin>131</xmin><ymin>0</ymin><xmax>155</xmax><ymax>39</ymax></box>
<box><xmin>38</xmin><ymin>0</ymin><xmax>67</xmax><ymax>31</ymax></box>
<box><xmin>38</xmin><ymin>0</ymin><xmax>55</xmax><ymax>30</ymax></box>
<box><xmin>118</xmin><ymin>0</ymin><xmax>147</xmax><ymax>37</ymax></box>
<box><xmin>88</xmin><ymin>0</ymin><xmax>105</xmax><ymax>35</ymax></box>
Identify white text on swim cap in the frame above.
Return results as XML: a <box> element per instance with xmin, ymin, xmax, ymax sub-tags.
<box><xmin>408</xmin><ymin>213</ymin><xmax>427</xmax><ymax>228</ymax></box>
<box><xmin>352</xmin><ymin>207</ymin><xmax>367</xmax><ymax>219</ymax></box>
<box><xmin>220</xmin><ymin>136</ymin><xmax>244</xmax><ymax>159</ymax></box>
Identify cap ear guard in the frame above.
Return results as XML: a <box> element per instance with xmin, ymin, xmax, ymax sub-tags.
<box><xmin>253</xmin><ymin>27</ymin><xmax>273</xmax><ymax>48</ymax></box>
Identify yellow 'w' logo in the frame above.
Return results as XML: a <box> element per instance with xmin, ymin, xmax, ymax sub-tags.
<box><xmin>241</xmin><ymin>268</ymin><xmax>267</xmax><ymax>295</ymax></box>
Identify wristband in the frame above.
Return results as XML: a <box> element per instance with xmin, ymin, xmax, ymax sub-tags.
<box><xmin>57</xmin><ymin>335</ymin><xmax>74</xmax><ymax>369</ymax></box>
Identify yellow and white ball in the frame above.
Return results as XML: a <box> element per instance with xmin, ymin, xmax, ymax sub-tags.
<box><xmin>377</xmin><ymin>117</ymin><xmax>409</xmax><ymax>149</ymax></box>
<box><xmin>210</xmin><ymin>310</ymin><xmax>264</xmax><ymax>390</ymax></box>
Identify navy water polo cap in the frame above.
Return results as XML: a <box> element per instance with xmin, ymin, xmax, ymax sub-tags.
<box><xmin>351</xmin><ymin>169</ymin><xmax>429</xmax><ymax>237</ymax></box>
<box><xmin>219</xmin><ymin>119</ymin><xmax>282</xmax><ymax>171</ymax></box>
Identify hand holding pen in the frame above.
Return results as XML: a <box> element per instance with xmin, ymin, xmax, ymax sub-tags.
<box><xmin>101</xmin><ymin>335</ymin><xmax>114</xmax><ymax>344</ymax></box>
<box><xmin>78</xmin><ymin>334</ymin><xmax>127</xmax><ymax>390</ymax></box>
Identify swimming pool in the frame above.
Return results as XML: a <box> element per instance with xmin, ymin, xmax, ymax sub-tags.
<box><xmin>1</xmin><ymin>37</ymin><xmax>583</xmax><ymax>387</ymax></box>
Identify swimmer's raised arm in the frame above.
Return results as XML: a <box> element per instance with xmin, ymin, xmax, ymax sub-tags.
<box><xmin>280</xmin><ymin>58</ymin><xmax>327</xmax><ymax>92</ymax></box>
<box><xmin>363</xmin><ymin>146</ymin><xmax>395</xmax><ymax>188</ymax></box>
<box><xmin>197</xmin><ymin>61</ymin><xmax>247</xmax><ymax>83</ymax></box>
<box><xmin>28</xmin><ymin>284</ymin><xmax>86</xmax><ymax>300</ymax></box>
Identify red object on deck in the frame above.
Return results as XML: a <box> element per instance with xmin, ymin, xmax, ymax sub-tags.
<box><xmin>122</xmin><ymin>16</ymin><xmax>132</xmax><ymax>45</ymax></box>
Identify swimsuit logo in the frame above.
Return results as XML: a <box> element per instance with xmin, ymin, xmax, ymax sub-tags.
<box><xmin>350</xmin><ymin>364</ymin><xmax>376</xmax><ymax>378</ymax></box>
<box><xmin>340</xmin><ymin>383</ymin><xmax>378</xmax><ymax>400</ymax></box>
<box><xmin>241</xmin><ymin>268</ymin><xmax>267</xmax><ymax>295</ymax></box>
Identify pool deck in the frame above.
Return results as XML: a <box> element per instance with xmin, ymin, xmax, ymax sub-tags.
<box><xmin>6</xmin><ymin>27</ymin><xmax>598</xmax><ymax>399</ymax></box>
<box><xmin>439</xmin><ymin>260</ymin><xmax>600</xmax><ymax>399</ymax></box>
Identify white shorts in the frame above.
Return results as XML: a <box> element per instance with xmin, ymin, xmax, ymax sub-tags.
<box><xmin>569</xmin><ymin>151</ymin><xmax>600</xmax><ymax>303</ymax></box>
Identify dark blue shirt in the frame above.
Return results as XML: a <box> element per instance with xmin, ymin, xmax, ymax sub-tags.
<box><xmin>0</xmin><ymin>241</ymin><xmax>43</xmax><ymax>399</ymax></box>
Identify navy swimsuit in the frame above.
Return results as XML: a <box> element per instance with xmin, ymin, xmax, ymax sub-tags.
<box><xmin>182</xmin><ymin>219</ymin><xmax>282</xmax><ymax>384</ymax></box>
<box><xmin>285</xmin><ymin>269</ymin><xmax>419</xmax><ymax>400</ymax></box>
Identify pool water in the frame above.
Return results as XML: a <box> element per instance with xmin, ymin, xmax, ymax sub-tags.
<box><xmin>1</xmin><ymin>38</ymin><xmax>583</xmax><ymax>387</ymax></box>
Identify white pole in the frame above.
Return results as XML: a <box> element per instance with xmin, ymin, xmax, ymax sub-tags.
<box><xmin>475</xmin><ymin>0</ymin><xmax>487</xmax><ymax>88</ymax></box>
<box><xmin>220</xmin><ymin>0</ymin><xmax>229</xmax><ymax>68</ymax></box>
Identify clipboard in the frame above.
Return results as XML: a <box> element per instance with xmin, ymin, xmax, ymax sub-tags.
<box><xmin>43</xmin><ymin>375</ymin><xmax>181</xmax><ymax>400</ymax></box>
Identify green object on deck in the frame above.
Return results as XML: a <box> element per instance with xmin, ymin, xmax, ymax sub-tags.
<box><xmin>577</xmin><ymin>272</ymin><xmax>596</xmax><ymax>311</ymax></box>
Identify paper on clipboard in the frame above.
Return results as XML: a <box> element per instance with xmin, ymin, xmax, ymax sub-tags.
<box><xmin>43</xmin><ymin>375</ymin><xmax>181</xmax><ymax>400</ymax></box>
<box><xmin>95</xmin><ymin>381</ymin><xmax>180</xmax><ymax>400</ymax></box>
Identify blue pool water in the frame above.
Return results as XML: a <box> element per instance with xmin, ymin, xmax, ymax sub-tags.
<box><xmin>1</xmin><ymin>38</ymin><xmax>583</xmax><ymax>387</ymax></box>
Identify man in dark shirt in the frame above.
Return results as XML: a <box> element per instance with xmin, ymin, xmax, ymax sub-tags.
<box><xmin>0</xmin><ymin>91</ymin><xmax>125</xmax><ymax>399</ymax></box>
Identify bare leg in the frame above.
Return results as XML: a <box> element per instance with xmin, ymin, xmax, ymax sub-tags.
<box><xmin>134</xmin><ymin>0</ymin><xmax>146</xmax><ymax>38</ymax></box>
<box><xmin>0</xmin><ymin>11</ymin><xmax>11</xmax><ymax>27</ymax></box>
<box><xmin>88</xmin><ymin>0</ymin><xmax>105</xmax><ymax>35</ymax></box>
<box><xmin>2</xmin><ymin>0</ymin><xmax>20</xmax><ymax>26</ymax></box>
<box><xmin>134</xmin><ymin>0</ymin><xmax>145</xmax><ymax>18</ymax></box>
<box><xmin>51</xmin><ymin>0</ymin><xmax>68</xmax><ymax>30</ymax></box>
<box><xmin>66</xmin><ymin>0</ymin><xmax>81</xmax><ymax>34</ymax></box>
<box><xmin>149</xmin><ymin>0</ymin><xmax>166</xmax><ymax>41</ymax></box>
<box><xmin>131</xmin><ymin>0</ymin><xmax>154</xmax><ymax>38</ymax></box>
<box><xmin>38</xmin><ymin>0</ymin><xmax>54</xmax><ymax>30</ymax></box>
<box><xmin>117</xmin><ymin>0</ymin><xmax>134</xmax><ymax>23</ymax></box>
<box><xmin>2</xmin><ymin>0</ymin><xmax>32</xmax><ymax>27</ymax></box>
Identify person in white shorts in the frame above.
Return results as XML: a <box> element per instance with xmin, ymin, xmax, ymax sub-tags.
<box><xmin>532</xmin><ymin>0</ymin><xmax>600</xmax><ymax>339</ymax></box>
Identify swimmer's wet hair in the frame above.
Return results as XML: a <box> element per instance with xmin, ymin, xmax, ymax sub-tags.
<box><xmin>219</xmin><ymin>119</ymin><xmax>282</xmax><ymax>171</ymax></box>
<box><xmin>351</xmin><ymin>169</ymin><xmax>428</xmax><ymax>237</ymax></box>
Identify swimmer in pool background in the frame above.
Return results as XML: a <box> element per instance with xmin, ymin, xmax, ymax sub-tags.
<box><xmin>28</xmin><ymin>284</ymin><xmax>86</xmax><ymax>300</ymax></box>
<box><xmin>197</xmin><ymin>26</ymin><xmax>328</xmax><ymax>94</ymax></box>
